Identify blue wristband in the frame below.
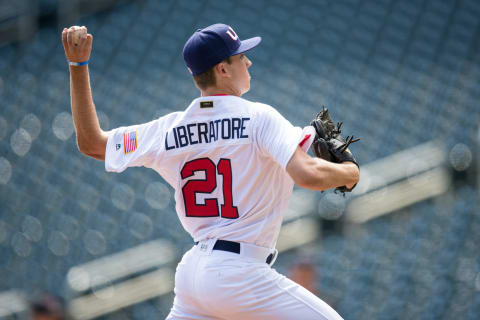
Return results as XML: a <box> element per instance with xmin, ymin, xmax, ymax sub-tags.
<box><xmin>69</xmin><ymin>60</ymin><xmax>89</xmax><ymax>66</ymax></box>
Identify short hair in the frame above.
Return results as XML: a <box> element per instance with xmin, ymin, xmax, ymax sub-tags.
<box><xmin>193</xmin><ymin>56</ymin><xmax>232</xmax><ymax>90</ymax></box>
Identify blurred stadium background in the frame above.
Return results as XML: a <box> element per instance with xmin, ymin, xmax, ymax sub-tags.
<box><xmin>0</xmin><ymin>0</ymin><xmax>479</xmax><ymax>319</ymax></box>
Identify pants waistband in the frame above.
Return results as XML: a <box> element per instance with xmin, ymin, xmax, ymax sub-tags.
<box><xmin>195</xmin><ymin>239</ymin><xmax>278</xmax><ymax>267</ymax></box>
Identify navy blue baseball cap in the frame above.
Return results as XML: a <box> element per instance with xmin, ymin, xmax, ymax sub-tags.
<box><xmin>183</xmin><ymin>23</ymin><xmax>261</xmax><ymax>76</ymax></box>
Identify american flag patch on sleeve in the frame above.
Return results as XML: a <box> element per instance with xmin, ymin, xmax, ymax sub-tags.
<box><xmin>123</xmin><ymin>131</ymin><xmax>138</xmax><ymax>154</ymax></box>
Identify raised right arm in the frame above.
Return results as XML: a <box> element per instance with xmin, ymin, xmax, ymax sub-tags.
<box><xmin>62</xmin><ymin>26</ymin><xmax>107</xmax><ymax>160</ymax></box>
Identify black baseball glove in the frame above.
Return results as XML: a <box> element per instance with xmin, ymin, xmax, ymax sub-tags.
<box><xmin>311</xmin><ymin>106</ymin><xmax>360</xmax><ymax>193</ymax></box>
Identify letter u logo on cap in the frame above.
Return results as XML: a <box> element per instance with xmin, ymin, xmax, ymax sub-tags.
<box><xmin>226</xmin><ymin>27</ymin><xmax>238</xmax><ymax>41</ymax></box>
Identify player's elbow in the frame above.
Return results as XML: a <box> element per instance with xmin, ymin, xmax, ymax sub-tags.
<box><xmin>77</xmin><ymin>140</ymin><xmax>96</xmax><ymax>158</ymax></box>
<box><xmin>76</xmin><ymin>137</ymin><xmax>90</xmax><ymax>154</ymax></box>
<box><xmin>76</xmin><ymin>135</ymin><xmax>106</xmax><ymax>160</ymax></box>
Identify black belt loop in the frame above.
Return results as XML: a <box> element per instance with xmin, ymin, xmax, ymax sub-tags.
<box><xmin>213</xmin><ymin>239</ymin><xmax>241</xmax><ymax>253</ymax></box>
<box><xmin>266</xmin><ymin>253</ymin><xmax>274</xmax><ymax>265</ymax></box>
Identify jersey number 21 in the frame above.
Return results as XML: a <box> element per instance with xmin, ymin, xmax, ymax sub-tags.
<box><xmin>181</xmin><ymin>158</ymin><xmax>239</xmax><ymax>219</ymax></box>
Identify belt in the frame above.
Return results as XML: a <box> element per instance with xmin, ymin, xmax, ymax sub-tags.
<box><xmin>195</xmin><ymin>239</ymin><xmax>278</xmax><ymax>266</ymax></box>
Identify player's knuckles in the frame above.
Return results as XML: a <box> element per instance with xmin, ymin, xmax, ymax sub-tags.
<box><xmin>66</xmin><ymin>32</ymin><xmax>74</xmax><ymax>44</ymax></box>
<box><xmin>78</xmin><ymin>37</ymin><xmax>87</xmax><ymax>48</ymax></box>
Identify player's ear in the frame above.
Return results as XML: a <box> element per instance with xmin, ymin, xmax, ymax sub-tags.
<box><xmin>215</xmin><ymin>61</ymin><xmax>230</xmax><ymax>78</ymax></box>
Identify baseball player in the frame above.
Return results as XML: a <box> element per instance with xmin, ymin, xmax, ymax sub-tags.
<box><xmin>62</xmin><ymin>23</ymin><xmax>359</xmax><ymax>319</ymax></box>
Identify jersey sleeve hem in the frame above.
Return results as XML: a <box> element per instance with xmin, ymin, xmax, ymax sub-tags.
<box><xmin>104</xmin><ymin>129</ymin><xmax>123</xmax><ymax>172</ymax></box>
<box><xmin>278</xmin><ymin>126</ymin><xmax>302</xmax><ymax>170</ymax></box>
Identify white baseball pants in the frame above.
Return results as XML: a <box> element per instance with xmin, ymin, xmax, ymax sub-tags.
<box><xmin>166</xmin><ymin>239</ymin><xmax>343</xmax><ymax>320</ymax></box>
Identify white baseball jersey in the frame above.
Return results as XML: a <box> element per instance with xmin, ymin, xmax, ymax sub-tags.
<box><xmin>105</xmin><ymin>95</ymin><xmax>312</xmax><ymax>249</ymax></box>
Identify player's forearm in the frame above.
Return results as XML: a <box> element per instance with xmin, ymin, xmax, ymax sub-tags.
<box><xmin>69</xmin><ymin>65</ymin><xmax>107</xmax><ymax>159</ymax></box>
<box><xmin>303</xmin><ymin>158</ymin><xmax>359</xmax><ymax>191</ymax></box>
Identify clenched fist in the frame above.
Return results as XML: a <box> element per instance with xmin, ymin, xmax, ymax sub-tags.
<box><xmin>62</xmin><ymin>26</ymin><xmax>93</xmax><ymax>63</ymax></box>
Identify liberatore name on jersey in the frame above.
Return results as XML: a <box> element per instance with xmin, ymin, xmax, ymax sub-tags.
<box><xmin>104</xmin><ymin>95</ymin><xmax>312</xmax><ymax>248</ymax></box>
<box><xmin>165</xmin><ymin>117</ymin><xmax>250</xmax><ymax>151</ymax></box>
